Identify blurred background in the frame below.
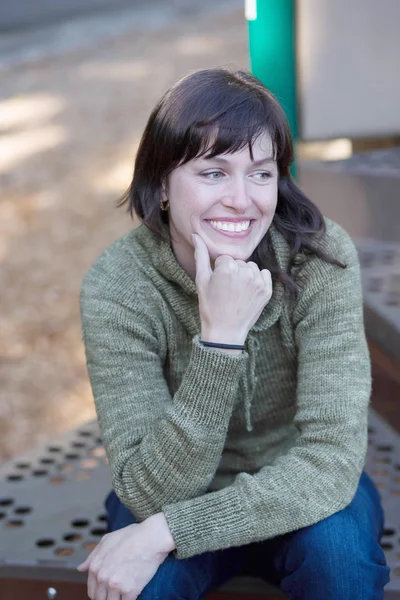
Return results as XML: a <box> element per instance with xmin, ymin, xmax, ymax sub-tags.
<box><xmin>0</xmin><ymin>0</ymin><xmax>399</xmax><ymax>464</ymax></box>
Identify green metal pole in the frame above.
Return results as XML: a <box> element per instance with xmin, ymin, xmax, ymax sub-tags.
<box><xmin>246</xmin><ymin>0</ymin><xmax>297</xmax><ymax>175</ymax></box>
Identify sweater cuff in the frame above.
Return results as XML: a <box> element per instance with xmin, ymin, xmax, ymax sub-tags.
<box><xmin>162</xmin><ymin>485</ymin><xmax>252</xmax><ymax>559</ymax></box>
<box><xmin>171</xmin><ymin>334</ymin><xmax>248</xmax><ymax>430</ymax></box>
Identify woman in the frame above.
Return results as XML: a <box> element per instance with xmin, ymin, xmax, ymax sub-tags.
<box><xmin>78</xmin><ymin>67</ymin><xmax>390</xmax><ymax>599</ymax></box>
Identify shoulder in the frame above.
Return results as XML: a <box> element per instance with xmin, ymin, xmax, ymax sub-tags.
<box><xmin>80</xmin><ymin>224</ymin><xmax>161</xmax><ymax>309</ymax></box>
<box><xmin>314</xmin><ymin>217</ymin><xmax>358</xmax><ymax>263</ymax></box>
<box><xmin>294</xmin><ymin>217</ymin><xmax>360</xmax><ymax>292</ymax></box>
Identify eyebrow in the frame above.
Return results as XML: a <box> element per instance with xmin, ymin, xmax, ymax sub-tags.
<box><xmin>202</xmin><ymin>155</ymin><xmax>275</xmax><ymax>167</ymax></box>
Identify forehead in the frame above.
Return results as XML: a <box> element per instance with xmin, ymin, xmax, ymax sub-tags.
<box><xmin>198</xmin><ymin>130</ymin><xmax>275</xmax><ymax>163</ymax></box>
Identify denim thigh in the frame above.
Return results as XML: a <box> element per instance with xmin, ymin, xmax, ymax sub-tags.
<box><xmin>246</xmin><ymin>470</ymin><xmax>391</xmax><ymax>599</ymax></box>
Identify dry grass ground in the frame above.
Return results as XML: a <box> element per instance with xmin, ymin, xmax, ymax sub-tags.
<box><xmin>0</xmin><ymin>8</ymin><xmax>248</xmax><ymax>462</ymax></box>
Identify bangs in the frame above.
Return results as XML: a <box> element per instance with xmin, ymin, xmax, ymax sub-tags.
<box><xmin>167</xmin><ymin>86</ymin><xmax>287</xmax><ymax>168</ymax></box>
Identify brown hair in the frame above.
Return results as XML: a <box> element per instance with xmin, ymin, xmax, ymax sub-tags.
<box><xmin>118</xmin><ymin>67</ymin><xmax>345</xmax><ymax>298</ymax></box>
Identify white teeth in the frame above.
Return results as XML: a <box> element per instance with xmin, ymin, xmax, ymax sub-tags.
<box><xmin>209</xmin><ymin>220</ymin><xmax>250</xmax><ymax>233</ymax></box>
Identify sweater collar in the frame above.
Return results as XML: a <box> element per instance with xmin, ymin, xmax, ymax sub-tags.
<box><xmin>143</xmin><ymin>222</ymin><xmax>288</xmax><ymax>332</ymax></box>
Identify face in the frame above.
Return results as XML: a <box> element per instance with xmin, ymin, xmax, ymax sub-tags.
<box><xmin>165</xmin><ymin>130</ymin><xmax>278</xmax><ymax>280</ymax></box>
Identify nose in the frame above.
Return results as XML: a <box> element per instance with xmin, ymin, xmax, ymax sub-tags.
<box><xmin>221</xmin><ymin>176</ymin><xmax>251</xmax><ymax>214</ymax></box>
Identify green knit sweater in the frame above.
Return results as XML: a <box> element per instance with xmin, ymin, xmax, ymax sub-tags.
<box><xmin>80</xmin><ymin>217</ymin><xmax>371</xmax><ymax>560</ymax></box>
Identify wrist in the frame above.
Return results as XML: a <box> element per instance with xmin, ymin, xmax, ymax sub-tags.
<box><xmin>200</xmin><ymin>330</ymin><xmax>246</xmax><ymax>355</ymax></box>
<box><xmin>200</xmin><ymin>329</ymin><xmax>247</xmax><ymax>346</ymax></box>
<box><xmin>145</xmin><ymin>512</ymin><xmax>176</xmax><ymax>554</ymax></box>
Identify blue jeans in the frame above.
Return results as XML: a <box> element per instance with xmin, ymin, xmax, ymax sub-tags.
<box><xmin>104</xmin><ymin>471</ymin><xmax>390</xmax><ymax>599</ymax></box>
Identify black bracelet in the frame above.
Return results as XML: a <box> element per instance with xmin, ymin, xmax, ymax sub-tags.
<box><xmin>199</xmin><ymin>340</ymin><xmax>246</xmax><ymax>350</ymax></box>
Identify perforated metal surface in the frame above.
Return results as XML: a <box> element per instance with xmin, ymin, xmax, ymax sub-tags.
<box><xmin>356</xmin><ymin>239</ymin><xmax>400</xmax><ymax>363</ymax></box>
<box><xmin>0</xmin><ymin>411</ymin><xmax>399</xmax><ymax>596</ymax></box>
<box><xmin>0</xmin><ymin>421</ymin><xmax>111</xmax><ymax>583</ymax></box>
<box><xmin>366</xmin><ymin>411</ymin><xmax>400</xmax><ymax>597</ymax></box>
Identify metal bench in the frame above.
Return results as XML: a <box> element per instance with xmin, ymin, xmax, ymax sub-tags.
<box><xmin>1</xmin><ymin>408</ymin><xmax>399</xmax><ymax>599</ymax></box>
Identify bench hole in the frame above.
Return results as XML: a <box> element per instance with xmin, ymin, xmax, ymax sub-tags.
<box><xmin>78</xmin><ymin>431</ymin><xmax>93</xmax><ymax>437</ymax></box>
<box><xmin>32</xmin><ymin>470</ymin><xmax>48</xmax><ymax>477</ymax></box>
<box><xmin>63</xmin><ymin>533</ymin><xmax>82</xmax><ymax>542</ymax></box>
<box><xmin>49</xmin><ymin>476</ymin><xmax>67</xmax><ymax>484</ymax></box>
<box><xmin>90</xmin><ymin>447</ymin><xmax>106</xmax><ymax>458</ymax></box>
<box><xmin>374</xmin><ymin>457</ymin><xmax>390</xmax><ymax>464</ymax></box>
<box><xmin>90</xmin><ymin>527</ymin><xmax>107</xmax><ymax>537</ymax></box>
<box><xmin>71</xmin><ymin>519</ymin><xmax>90</xmax><ymax>528</ymax></box>
<box><xmin>15</xmin><ymin>463</ymin><xmax>31</xmax><ymax>469</ymax></box>
<box><xmin>83</xmin><ymin>541</ymin><xmax>98</xmax><ymax>552</ymax></box>
<box><xmin>36</xmin><ymin>538</ymin><xmax>56</xmax><ymax>548</ymax></box>
<box><xmin>14</xmin><ymin>506</ymin><xmax>32</xmax><ymax>515</ymax></box>
<box><xmin>55</xmin><ymin>547</ymin><xmax>75</xmax><ymax>557</ymax></box>
<box><xmin>368</xmin><ymin>427</ymin><xmax>376</xmax><ymax>434</ymax></box>
<box><xmin>371</xmin><ymin>469</ymin><xmax>389</xmax><ymax>477</ymax></box>
<box><xmin>97</xmin><ymin>514</ymin><xmax>107</xmax><ymax>522</ymax></box>
<box><xmin>6</xmin><ymin>520</ymin><xmax>24</xmax><ymax>528</ymax></box>
<box><xmin>7</xmin><ymin>475</ymin><xmax>23</xmax><ymax>482</ymax></box>
<box><xmin>383</xmin><ymin>528</ymin><xmax>395</xmax><ymax>536</ymax></box>
<box><xmin>71</xmin><ymin>442</ymin><xmax>86</xmax><ymax>448</ymax></box>
<box><xmin>376</xmin><ymin>445</ymin><xmax>393</xmax><ymax>452</ymax></box>
<box><xmin>380</xmin><ymin>541</ymin><xmax>393</xmax><ymax>550</ymax></box>
<box><xmin>64</xmin><ymin>453</ymin><xmax>80</xmax><ymax>460</ymax></box>
<box><xmin>47</xmin><ymin>446</ymin><xmax>62</xmax><ymax>453</ymax></box>
<box><xmin>0</xmin><ymin>512</ymin><xmax>5</xmax><ymax>519</ymax></box>
<box><xmin>80</xmin><ymin>459</ymin><xmax>99</xmax><ymax>470</ymax></box>
<box><xmin>40</xmin><ymin>458</ymin><xmax>55</xmax><ymax>465</ymax></box>
<box><xmin>0</xmin><ymin>498</ymin><xmax>14</xmax><ymax>506</ymax></box>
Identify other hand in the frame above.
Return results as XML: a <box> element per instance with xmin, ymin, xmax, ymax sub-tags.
<box><xmin>77</xmin><ymin>514</ymin><xmax>173</xmax><ymax>600</ymax></box>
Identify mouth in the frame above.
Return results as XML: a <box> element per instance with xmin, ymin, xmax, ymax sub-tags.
<box><xmin>204</xmin><ymin>219</ymin><xmax>255</xmax><ymax>238</ymax></box>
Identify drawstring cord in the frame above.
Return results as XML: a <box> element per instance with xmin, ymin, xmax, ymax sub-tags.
<box><xmin>243</xmin><ymin>335</ymin><xmax>260</xmax><ymax>432</ymax></box>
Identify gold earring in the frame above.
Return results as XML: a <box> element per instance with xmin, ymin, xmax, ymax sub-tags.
<box><xmin>160</xmin><ymin>198</ymin><xmax>169</xmax><ymax>211</ymax></box>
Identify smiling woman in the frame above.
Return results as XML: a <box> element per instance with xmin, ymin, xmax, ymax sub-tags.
<box><xmin>79</xmin><ymin>67</ymin><xmax>390</xmax><ymax>599</ymax></box>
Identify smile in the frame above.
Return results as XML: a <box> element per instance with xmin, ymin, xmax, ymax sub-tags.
<box><xmin>205</xmin><ymin>219</ymin><xmax>254</xmax><ymax>238</ymax></box>
<box><xmin>208</xmin><ymin>220</ymin><xmax>250</xmax><ymax>232</ymax></box>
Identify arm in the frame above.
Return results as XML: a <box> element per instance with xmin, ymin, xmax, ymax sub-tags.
<box><xmin>80</xmin><ymin>273</ymin><xmax>247</xmax><ymax>520</ymax></box>
<box><xmin>161</xmin><ymin>231</ymin><xmax>371</xmax><ymax>558</ymax></box>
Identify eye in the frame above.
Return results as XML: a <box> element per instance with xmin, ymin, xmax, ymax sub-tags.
<box><xmin>201</xmin><ymin>170</ymin><xmax>224</xmax><ymax>180</ymax></box>
<box><xmin>252</xmin><ymin>171</ymin><xmax>272</xmax><ymax>181</ymax></box>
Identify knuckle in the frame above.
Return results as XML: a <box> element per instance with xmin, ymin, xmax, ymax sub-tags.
<box><xmin>108</xmin><ymin>577</ymin><xmax>122</xmax><ymax>589</ymax></box>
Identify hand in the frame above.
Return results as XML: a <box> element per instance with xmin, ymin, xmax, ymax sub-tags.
<box><xmin>77</xmin><ymin>512</ymin><xmax>175</xmax><ymax>600</ymax></box>
<box><xmin>192</xmin><ymin>233</ymin><xmax>272</xmax><ymax>344</ymax></box>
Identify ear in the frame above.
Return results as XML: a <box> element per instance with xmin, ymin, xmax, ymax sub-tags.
<box><xmin>161</xmin><ymin>178</ymin><xmax>169</xmax><ymax>201</ymax></box>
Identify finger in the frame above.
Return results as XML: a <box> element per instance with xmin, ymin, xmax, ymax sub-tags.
<box><xmin>214</xmin><ymin>254</ymin><xmax>237</xmax><ymax>270</ymax></box>
<box><xmin>106</xmin><ymin>587</ymin><xmax>122</xmax><ymax>600</ymax></box>
<box><xmin>88</xmin><ymin>570</ymin><xmax>98</xmax><ymax>599</ymax></box>
<box><xmin>234</xmin><ymin>260</ymin><xmax>248</xmax><ymax>268</ymax></box>
<box><xmin>77</xmin><ymin>558</ymin><xmax>89</xmax><ymax>571</ymax></box>
<box><xmin>192</xmin><ymin>234</ymin><xmax>212</xmax><ymax>283</ymax></box>
<box><xmin>260</xmin><ymin>269</ymin><xmax>272</xmax><ymax>288</ymax></box>
<box><xmin>77</xmin><ymin>540</ymin><xmax>102</xmax><ymax>571</ymax></box>
<box><xmin>95</xmin><ymin>581</ymin><xmax>108</xmax><ymax>600</ymax></box>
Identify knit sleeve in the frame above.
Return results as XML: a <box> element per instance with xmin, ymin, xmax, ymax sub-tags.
<box><xmin>162</xmin><ymin>226</ymin><xmax>371</xmax><ymax>559</ymax></box>
<box><xmin>80</xmin><ymin>271</ymin><xmax>247</xmax><ymax>521</ymax></box>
